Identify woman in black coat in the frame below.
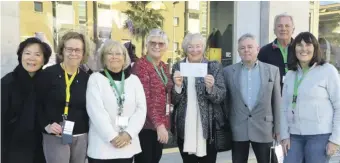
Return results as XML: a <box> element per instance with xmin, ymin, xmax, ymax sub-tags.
<box><xmin>1</xmin><ymin>37</ymin><xmax>52</xmax><ymax>163</ymax></box>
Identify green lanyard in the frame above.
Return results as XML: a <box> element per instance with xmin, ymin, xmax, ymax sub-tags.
<box><xmin>146</xmin><ymin>55</ymin><xmax>168</xmax><ymax>86</ymax></box>
<box><xmin>292</xmin><ymin>68</ymin><xmax>309</xmax><ymax>109</ymax></box>
<box><xmin>277</xmin><ymin>42</ymin><xmax>288</xmax><ymax>73</ymax></box>
<box><xmin>104</xmin><ymin>69</ymin><xmax>125</xmax><ymax>112</ymax></box>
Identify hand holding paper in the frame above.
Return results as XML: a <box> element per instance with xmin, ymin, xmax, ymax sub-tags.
<box><xmin>173</xmin><ymin>71</ymin><xmax>183</xmax><ymax>87</ymax></box>
<box><xmin>204</xmin><ymin>75</ymin><xmax>215</xmax><ymax>89</ymax></box>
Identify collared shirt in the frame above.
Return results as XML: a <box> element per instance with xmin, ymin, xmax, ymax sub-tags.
<box><xmin>240</xmin><ymin>61</ymin><xmax>261</xmax><ymax>111</ymax></box>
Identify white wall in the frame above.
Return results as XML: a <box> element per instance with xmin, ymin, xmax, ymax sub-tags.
<box><xmin>1</xmin><ymin>2</ymin><xmax>20</xmax><ymax>77</ymax></box>
<box><xmin>233</xmin><ymin>1</ymin><xmax>261</xmax><ymax>63</ymax></box>
<box><xmin>232</xmin><ymin>1</ymin><xmax>310</xmax><ymax>64</ymax></box>
<box><xmin>268</xmin><ymin>1</ymin><xmax>310</xmax><ymax>42</ymax></box>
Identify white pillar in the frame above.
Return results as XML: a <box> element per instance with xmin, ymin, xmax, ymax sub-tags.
<box><xmin>1</xmin><ymin>2</ymin><xmax>20</xmax><ymax>77</ymax></box>
<box><xmin>233</xmin><ymin>1</ymin><xmax>261</xmax><ymax>63</ymax></box>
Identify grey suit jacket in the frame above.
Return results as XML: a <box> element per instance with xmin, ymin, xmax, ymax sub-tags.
<box><xmin>223</xmin><ymin>61</ymin><xmax>281</xmax><ymax>143</ymax></box>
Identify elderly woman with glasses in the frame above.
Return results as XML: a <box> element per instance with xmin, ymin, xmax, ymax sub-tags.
<box><xmin>86</xmin><ymin>40</ymin><xmax>146</xmax><ymax>163</ymax></box>
<box><xmin>171</xmin><ymin>33</ymin><xmax>226</xmax><ymax>163</ymax></box>
<box><xmin>36</xmin><ymin>31</ymin><xmax>91</xmax><ymax>163</ymax></box>
<box><xmin>132</xmin><ymin>29</ymin><xmax>173</xmax><ymax>163</ymax></box>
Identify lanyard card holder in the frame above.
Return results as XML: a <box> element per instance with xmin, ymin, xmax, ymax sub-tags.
<box><xmin>61</xmin><ymin>118</ymin><xmax>75</xmax><ymax>145</ymax></box>
<box><xmin>165</xmin><ymin>93</ymin><xmax>173</xmax><ymax>116</ymax></box>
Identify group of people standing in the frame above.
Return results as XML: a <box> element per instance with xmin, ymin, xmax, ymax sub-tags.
<box><xmin>1</xmin><ymin>12</ymin><xmax>340</xmax><ymax>163</ymax></box>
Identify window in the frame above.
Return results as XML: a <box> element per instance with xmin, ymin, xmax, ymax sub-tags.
<box><xmin>78</xmin><ymin>1</ymin><xmax>87</xmax><ymax>24</ymax></box>
<box><xmin>318</xmin><ymin>2</ymin><xmax>340</xmax><ymax>72</ymax></box>
<box><xmin>57</xmin><ymin>1</ymin><xmax>72</xmax><ymax>5</ymax></box>
<box><xmin>98</xmin><ymin>3</ymin><xmax>110</xmax><ymax>9</ymax></box>
<box><xmin>188</xmin><ymin>1</ymin><xmax>200</xmax><ymax>10</ymax></box>
<box><xmin>34</xmin><ymin>2</ymin><xmax>43</xmax><ymax>12</ymax></box>
<box><xmin>174</xmin><ymin>17</ymin><xmax>179</xmax><ymax>26</ymax></box>
<box><xmin>174</xmin><ymin>42</ymin><xmax>179</xmax><ymax>52</ymax></box>
<box><xmin>189</xmin><ymin>13</ymin><xmax>200</xmax><ymax>19</ymax></box>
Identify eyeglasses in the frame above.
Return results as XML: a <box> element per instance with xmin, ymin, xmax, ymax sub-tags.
<box><xmin>106</xmin><ymin>52</ymin><xmax>123</xmax><ymax>56</ymax></box>
<box><xmin>64</xmin><ymin>47</ymin><xmax>83</xmax><ymax>54</ymax></box>
<box><xmin>149</xmin><ymin>41</ymin><xmax>165</xmax><ymax>48</ymax></box>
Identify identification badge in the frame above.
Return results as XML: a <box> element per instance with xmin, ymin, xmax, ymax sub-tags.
<box><xmin>61</xmin><ymin>120</ymin><xmax>74</xmax><ymax>144</ymax></box>
<box><xmin>166</xmin><ymin>104</ymin><xmax>174</xmax><ymax>116</ymax></box>
<box><xmin>116</xmin><ymin>116</ymin><xmax>129</xmax><ymax>127</ymax></box>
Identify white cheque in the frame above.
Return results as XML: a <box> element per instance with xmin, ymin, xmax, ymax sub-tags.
<box><xmin>180</xmin><ymin>63</ymin><xmax>208</xmax><ymax>77</ymax></box>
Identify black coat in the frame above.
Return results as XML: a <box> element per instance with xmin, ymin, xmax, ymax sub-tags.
<box><xmin>1</xmin><ymin>65</ymin><xmax>46</xmax><ymax>163</ymax></box>
<box><xmin>258</xmin><ymin>38</ymin><xmax>294</xmax><ymax>92</ymax></box>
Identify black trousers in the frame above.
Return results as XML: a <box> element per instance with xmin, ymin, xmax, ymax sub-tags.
<box><xmin>134</xmin><ymin>129</ymin><xmax>163</xmax><ymax>163</ymax></box>
<box><xmin>232</xmin><ymin>141</ymin><xmax>272</xmax><ymax>163</ymax></box>
<box><xmin>177</xmin><ymin>137</ymin><xmax>217</xmax><ymax>163</ymax></box>
<box><xmin>2</xmin><ymin>130</ymin><xmax>45</xmax><ymax>163</ymax></box>
<box><xmin>88</xmin><ymin>157</ymin><xmax>133</xmax><ymax>163</ymax></box>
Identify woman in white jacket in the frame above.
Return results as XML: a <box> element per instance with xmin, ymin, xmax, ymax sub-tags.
<box><xmin>280</xmin><ymin>32</ymin><xmax>340</xmax><ymax>163</ymax></box>
<box><xmin>86</xmin><ymin>40</ymin><xmax>146</xmax><ymax>163</ymax></box>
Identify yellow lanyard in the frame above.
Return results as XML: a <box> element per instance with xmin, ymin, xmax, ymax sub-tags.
<box><xmin>62</xmin><ymin>64</ymin><xmax>78</xmax><ymax>119</ymax></box>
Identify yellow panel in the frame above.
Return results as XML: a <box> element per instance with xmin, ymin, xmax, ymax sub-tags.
<box><xmin>207</xmin><ymin>48</ymin><xmax>222</xmax><ymax>62</ymax></box>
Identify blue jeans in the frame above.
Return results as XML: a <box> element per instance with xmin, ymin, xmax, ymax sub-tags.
<box><xmin>284</xmin><ymin>134</ymin><xmax>331</xmax><ymax>163</ymax></box>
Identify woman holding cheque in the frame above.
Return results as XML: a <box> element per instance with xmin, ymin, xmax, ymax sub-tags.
<box><xmin>171</xmin><ymin>33</ymin><xmax>226</xmax><ymax>163</ymax></box>
<box><xmin>86</xmin><ymin>40</ymin><xmax>147</xmax><ymax>163</ymax></box>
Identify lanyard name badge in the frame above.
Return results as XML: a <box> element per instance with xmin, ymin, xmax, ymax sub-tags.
<box><xmin>61</xmin><ymin>64</ymin><xmax>77</xmax><ymax>144</ymax></box>
<box><xmin>146</xmin><ymin>56</ymin><xmax>173</xmax><ymax>116</ymax></box>
<box><xmin>278</xmin><ymin>42</ymin><xmax>289</xmax><ymax>82</ymax></box>
<box><xmin>104</xmin><ymin>69</ymin><xmax>128</xmax><ymax>132</ymax></box>
<box><xmin>291</xmin><ymin>68</ymin><xmax>309</xmax><ymax>123</ymax></box>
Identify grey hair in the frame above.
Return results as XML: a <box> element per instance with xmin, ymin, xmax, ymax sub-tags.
<box><xmin>274</xmin><ymin>12</ymin><xmax>295</xmax><ymax>29</ymax></box>
<box><xmin>99</xmin><ymin>40</ymin><xmax>131</xmax><ymax>70</ymax></box>
<box><xmin>145</xmin><ymin>28</ymin><xmax>169</xmax><ymax>48</ymax></box>
<box><xmin>238</xmin><ymin>33</ymin><xmax>257</xmax><ymax>44</ymax></box>
<box><xmin>182</xmin><ymin>33</ymin><xmax>206</xmax><ymax>54</ymax></box>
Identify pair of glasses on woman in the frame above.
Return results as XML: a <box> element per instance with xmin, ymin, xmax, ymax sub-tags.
<box><xmin>64</xmin><ymin>47</ymin><xmax>83</xmax><ymax>54</ymax></box>
<box><xmin>149</xmin><ymin>41</ymin><xmax>165</xmax><ymax>48</ymax></box>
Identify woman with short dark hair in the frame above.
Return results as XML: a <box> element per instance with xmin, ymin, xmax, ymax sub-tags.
<box><xmin>280</xmin><ymin>32</ymin><xmax>340</xmax><ymax>163</ymax></box>
<box><xmin>1</xmin><ymin>37</ymin><xmax>52</xmax><ymax>163</ymax></box>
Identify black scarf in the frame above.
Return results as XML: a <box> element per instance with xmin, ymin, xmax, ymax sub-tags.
<box><xmin>12</xmin><ymin>64</ymin><xmax>42</xmax><ymax>132</ymax></box>
<box><xmin>100</xmin><ymin>65</ymin><xmax>132</xmax><ymax>81</ymax></box>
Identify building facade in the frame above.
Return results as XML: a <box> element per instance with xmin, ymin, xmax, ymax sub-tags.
<box><xmin>2</xmin><ymin>1</ymin><xmax>340</xmax><ymax>77</ymax></box>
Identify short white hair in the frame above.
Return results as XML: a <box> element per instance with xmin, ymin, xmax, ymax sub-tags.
<box><xmin>238</xmin><ymin>33</ymin><xmax>256</xmax><ymax>44</ymax></box>
<box><xmin>182</xmin><ymin>33</ymin><xmax>206</xmax><ymax>54</ymax></box>
<box><xmin>145</xmin><ymin>28</ymin><xmax>169</xmax><ymax>48</ymax></box>
<box><xmin>274</xmin><ymin>12</ymin><xmax>295</xmax><ymax>29</ymax></box>
<box><xmin>99</xmin><ymin>40</ymin><xmax>131</xmax><ymax>70</ymax></box>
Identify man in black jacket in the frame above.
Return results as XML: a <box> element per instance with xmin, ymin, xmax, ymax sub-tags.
<box><xmin>258</xmin><ymin>13</ymin><xmax>295</xmax><ymax>90</ymax></box>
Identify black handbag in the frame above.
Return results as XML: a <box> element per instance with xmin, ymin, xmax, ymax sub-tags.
<box><xmin>209</xmin><ymin>102</ymin><xmax>232</xmax><ymax>152</ymax></box>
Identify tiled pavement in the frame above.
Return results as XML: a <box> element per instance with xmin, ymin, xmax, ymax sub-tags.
<box><xmin>160</xmin><ymin>148</ymin><xmax>340</xmax><ymax>163</ymax></box>
<box><xmin>160</xmin><ymin>148</ymin><xmax>257</xmax><ymax>163</ymax></box>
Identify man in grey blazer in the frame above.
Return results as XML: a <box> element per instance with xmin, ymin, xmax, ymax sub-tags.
<box><xmin>223</xmin><ymin>33</ymin><xmax>281</xmax><ymax>163</ymax></box>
